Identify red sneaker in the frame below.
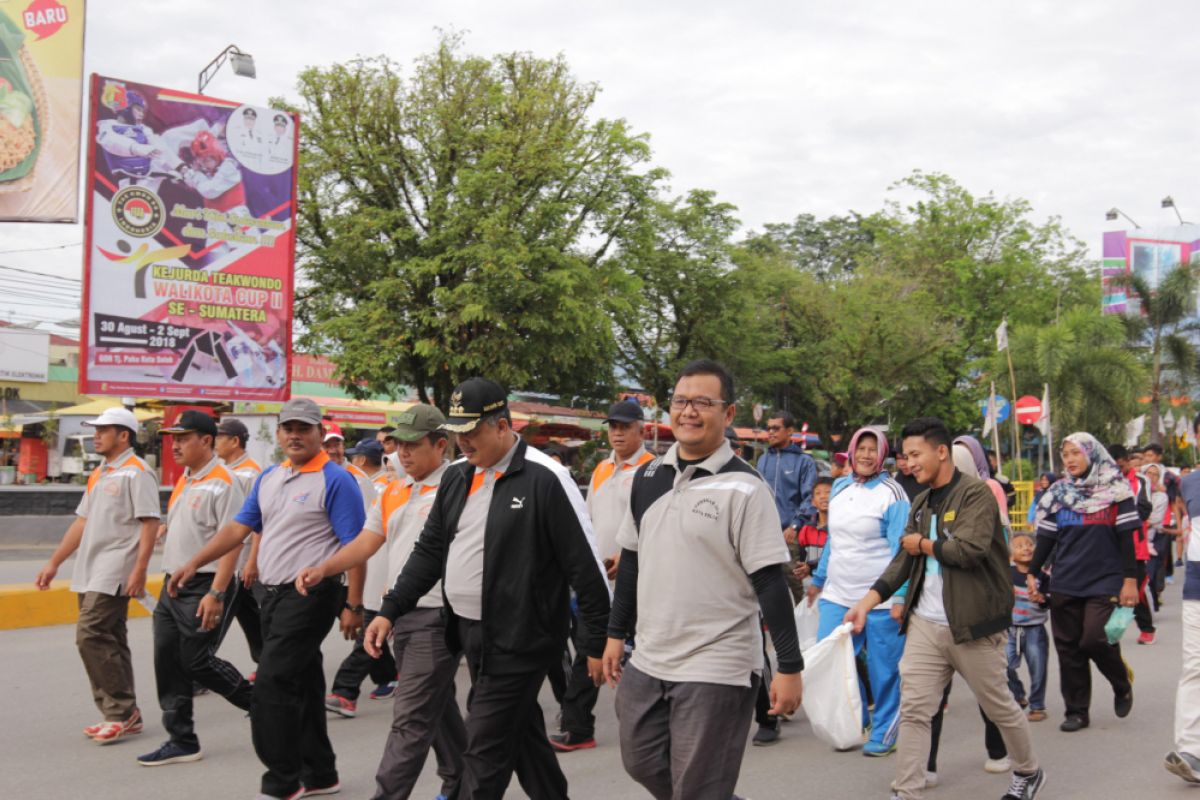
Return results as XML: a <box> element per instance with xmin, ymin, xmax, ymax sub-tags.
<box><xmin>91</xmin><ymin>709</ymin><xmax>144</xmax><ymax>745</ymax></box>
<box><xmin>1138</xmin><ymin>631</ymin><xmax>1156</xmax><ymax>645</ymax></box>
<box><xmin>549</xmin><ymin>732</ymin><xmax>597</xmax><ymax>752</ymax></box>
<box><xmin>324</xmin><ymin>694</ymin><xmax>357</xmax><ymax>718</ymax></box>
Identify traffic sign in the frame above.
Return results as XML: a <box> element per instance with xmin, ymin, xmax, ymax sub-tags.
<box><xmin>979</xmin><ymin>395</ymin><xmax>1010</xmax><ymax>424</ymax></box>
<box><xmin>1015</xmin><ymin>395</ymin><xmax>1042</xmax><ymax>425</ymax></box>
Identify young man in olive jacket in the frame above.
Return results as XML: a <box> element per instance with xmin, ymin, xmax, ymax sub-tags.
<box><xmin>364</xmin><ymin>377</ymin><xmax>610</xmax><ymax>800</ymax></box>
<box><xmin>845</xmin><ymin>417</ymin><xmax>1044</xmax><ymax>800</ymax></box>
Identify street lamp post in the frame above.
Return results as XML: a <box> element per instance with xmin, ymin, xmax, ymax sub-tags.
<box><xmin>198</xmin><ymin>45</ymin><xmax>256</xmax><ymax>95</ymax></box>
<box><xmin>1162</xmin><ymin>196</ymin><xmax>1190</xmax><ymax>225</ymax></box>
<box><xmin>1106</xmin><ymin>207</ymin><xmax>1141</xmax><ymax>228</ymax></box>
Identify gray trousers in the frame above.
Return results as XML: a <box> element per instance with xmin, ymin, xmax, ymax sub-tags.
<box><xmin>616</xmin><ymin>661</ymin><xmax>759</xmax><ymax>800</ymax></box>
<box><xmin>371</xmin><ymin>608</ymin><xmax>467</xmax><ymax>800</ymax></box>
<box><xmin>76</xmin><ymin>591</ymin><xmax>137</xmax><ymax>722</ymax></box>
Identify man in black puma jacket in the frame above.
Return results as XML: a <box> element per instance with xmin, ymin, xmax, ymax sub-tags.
<box><xmin>365</xmin><ymin>377</ymin><xmax>610</xmax><ymax>800</ymax></box>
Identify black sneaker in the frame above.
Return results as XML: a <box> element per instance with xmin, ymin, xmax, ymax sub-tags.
<box><xmin>1114</xmin><ymin>689</ymin><xmax>1133</xmax><ymax>718</ymax></box>
<box><xmin>137</xmin><ymin>740</ymin><xmax>202</xmax><ymax>766</ymax></box>
<box><xmin>1002</xmin><ymin>768</ymin><xmax>1046</xmax><ymax>800</ymax></box>
<box><xmin>548</xmin><ymin>732</ymin><xmax>597</xmax><ymax>752</ymax></box>
<box><xmin>1059</xmin><ymin>714</ymin><xmax>1088</xmax><ymax>732</ymax></box>
<box><xmin>752</xmin><ymin>724</ymin><xmax>780</xmax><ymax>746</ymax></box>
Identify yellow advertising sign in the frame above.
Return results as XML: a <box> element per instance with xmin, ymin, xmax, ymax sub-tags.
<box><xmin>0</xmin><ymin>0</ymin><xmax>86</xmax><ymax>221</ymax></box>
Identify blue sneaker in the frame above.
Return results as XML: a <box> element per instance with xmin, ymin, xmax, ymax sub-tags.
<box><xmin>137</xmin><ymin>740</ymin><xmax>202</xmax><ymax>766</ymax></box>
<box><xmin>863</xmin><ymin>740</ymin><xmax>897</xmax><ymax>757</ymax></box>
<box><xmin>370</xmin><ymin>681</ymin><xmax>398</xmax><ymax>700</ymax></box>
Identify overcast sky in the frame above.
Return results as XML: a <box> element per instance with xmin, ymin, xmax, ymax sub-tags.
<box><xmin>6</xmin><ymin>0</ymin><xmax>1200</xmax><ymax>328</ymax></box>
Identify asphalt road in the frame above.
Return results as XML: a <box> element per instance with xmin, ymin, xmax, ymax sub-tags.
<box><xmin>2</xmin><ymin>558</ymin><xmax>1196</xmax><ymax>799</ymax></box>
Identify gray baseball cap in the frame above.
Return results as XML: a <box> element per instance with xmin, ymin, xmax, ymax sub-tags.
<box><xmin>391</xmin><ymin>404</ymin><xmax>448</xmax><ymax>441</ymax></box>
<box><xmin>278</xmin><ymin>397</ymin><xmax>323</xmax><ymax>425</ymax></box>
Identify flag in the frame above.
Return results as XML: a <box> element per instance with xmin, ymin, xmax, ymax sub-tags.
<box><xmin>995</xmin><ymin>320</ymin><xmax>1009</xmax><ymax>352</ymax></box>
<box><xmin>983</xmin><ymin>390</ymin><xmax>998</xmax><ymax>437</ymax></box>
<box><xmin>1036</xmin><ymin>384</ymin><xmax>1051</xmax><ymax>436</ymax></box>
<box><xmin>1176</xmin><ymin>415</ymin><xmax>1190</xmax><ymax>446</ymax></box>
<box><xmin>1124</xmin><ymin>416</ymin><xmax>1145</xmax><ymax>447</ymax></box>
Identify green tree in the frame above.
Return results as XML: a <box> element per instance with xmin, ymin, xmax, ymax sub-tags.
<box><xmin>1112</xmin><ymin>262</ymin><xmax>1200</xmax><ymax>444</ymax></box>
<box><xmin>612</xmin><ymin>189</ymin><xmax>774</xmax><ymax>405</ymax></box>
<box><xmin>289</xmin><ymin>36</ymin><xmax>660</xmax><ymax>409</ymax></box>
<box><xmin>997</xmin><ymin>306</ymin><xmax>1145</xmax><ymax>443</ymax></box>
<box><xmin>743</xmin><ymin>212</ymin><xmax>877</xmax><ymax>281</ymax></box>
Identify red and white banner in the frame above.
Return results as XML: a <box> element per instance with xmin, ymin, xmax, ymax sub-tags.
<box><xmin>80</xmin><ymin>75</ymin><xmax>297</xmax><ymax>401</ymax></box>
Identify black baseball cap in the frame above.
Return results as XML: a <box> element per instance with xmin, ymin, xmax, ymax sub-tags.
<box><xmin>161</xmin><ymin>410</ymin><xmax>219</xmax><ymax>437</ymax></box>
<box><xmin>217</xmin><ymin>418</ymin><xmax>249</xmax><ymax>439</ymax></box>
<box><xmin>443</xmin><ymin>377</ymin><xmax>508</xmax><ymax>433</ymax></box>
<box><xmin>346</xmin><ymin>439</ymin><xmax>384</xmax><ymax>460</ymax></box>
<box><xmin>605</xmin><ymin>399</ymin><xmax>644</xmax><ymax>425</ymax></box>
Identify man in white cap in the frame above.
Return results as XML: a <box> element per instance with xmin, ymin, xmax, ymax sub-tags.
<box><xmin>35</xmin><ymin>406</ymin><xmax>161</xmax><ymax>745</ymax></box>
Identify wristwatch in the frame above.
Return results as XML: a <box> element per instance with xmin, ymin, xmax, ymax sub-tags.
<box><xmin>343</xmin><ymin>603</ymin><xmax>364</xmax><ymax>613</ymax></box>
<box><xmin>206</xmin><ymin>588</ymin><xmax>224</xmax><ymax>599</ymax></box>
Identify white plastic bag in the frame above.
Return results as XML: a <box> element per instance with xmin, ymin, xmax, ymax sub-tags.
<box><xmin>794</xmin><ymin>599</ymin><xmax>820</xmax><ymax>652</ymax></box>
<box><xmin>800</xmin><ymin>622</ymin><xmax>864</xmax><ymax>751</ymax></box>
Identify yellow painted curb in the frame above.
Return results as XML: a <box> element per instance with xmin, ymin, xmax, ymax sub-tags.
<box><xmin>0</xmin><ymin>574</ymin><xmax>165</xmax><ymax>630</ymax></box>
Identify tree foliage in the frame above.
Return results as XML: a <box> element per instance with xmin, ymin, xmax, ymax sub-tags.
<box><xmin>290</xmin><ymin>35</ymin><xmax>659</xmax><ymax>408</ymax></box>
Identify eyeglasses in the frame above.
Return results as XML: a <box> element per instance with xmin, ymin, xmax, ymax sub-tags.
<box><xmin>669</xmin><ymin>395</ymin><xmax>726</xmax><ymax>412</ymax></box>
<box><xmin>766</xmin><ymin>425</ymin><xmax>784</xmax><ymax>432</ymax></box>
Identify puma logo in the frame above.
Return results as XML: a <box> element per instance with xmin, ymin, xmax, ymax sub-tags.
<box><xmin>511</xmin><ymin>497</ymin><xmax>525</xmax><ymax>510</ymax></box>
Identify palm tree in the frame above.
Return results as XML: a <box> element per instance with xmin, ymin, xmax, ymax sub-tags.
<box><xmin>1000</xmin><ymin>307</ymin><xmax>1145</xmax><ymax>444</ymax></box>
<box><xmin>1111</xmin><ymin>262</ymin><xmax>1200</xmax><ymax>445</ymax></box>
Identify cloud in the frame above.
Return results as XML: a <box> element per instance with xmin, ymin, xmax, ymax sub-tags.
<box><xmin>8</xmin><ymin>0</ymin><xmax>1200</xmax><ymax>324</ymax></box>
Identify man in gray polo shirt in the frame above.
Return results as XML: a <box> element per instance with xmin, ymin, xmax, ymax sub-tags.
<box><xmin>602</xmin><ymin>359</ymin><xmax>803</xmax><ymax>799</ymax></box>
<box><xmin>169</xmin><ymin>398</ymin><xmax>365</xmax><ymax>800</ymax></box>
<box><xmin>297</xmin><ymin>404</ymin><xmax>466</xmax><ymax>799</ymax></box>
<box><xmin>36</xmin><ymin>406</ymin><xmax>160</xmax><ymax>746</ymax></box>
<box><xmin>139</xmin><ymin>410</ymin><xmax>252</xmax><ymax>767</ymax></box>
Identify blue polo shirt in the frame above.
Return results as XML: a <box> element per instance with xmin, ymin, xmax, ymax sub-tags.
<box><xmin>235</xmin><ymin>450</ymin><xmax>365</xmax><ymax>585</ymax></box>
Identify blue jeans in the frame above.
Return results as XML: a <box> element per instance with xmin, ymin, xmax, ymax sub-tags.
<box><xmin>1006</xmin><ymin>624</ymin><xmax>1048</xmax><ymax>711</ymax></box>
<box><xmin>817</xmin><ymin>598</ymin><xmax>905</xmax><ymax>748</ymax></box>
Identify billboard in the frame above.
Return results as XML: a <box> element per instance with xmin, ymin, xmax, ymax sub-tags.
<box><xmin>0</xmin><ymin>326</ymin><xmax>48</xmax><ymax>381</ymax></box>
<box><xmin>80</xmin><ymin>75</ymin><xmax>298</xmax><ymax>401</ymax></box>
<box><xmin>1102</xmin><ymin>225</ymin><xmax>1200</xmax><ymax>315</ymax></box>
<box><xmin>0</xmin><ymin>0</ymin><xmax>86</xmax><ymax>222</ymax></box>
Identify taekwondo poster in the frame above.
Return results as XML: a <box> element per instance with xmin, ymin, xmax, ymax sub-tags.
<box><xmin>80</xmin><ymin>74</ymin><xmax>298</xmax><ymax>401</ymax></box>
<box><xmin>0</xmin><ymin>0</ymin><xmax>87</xmax><ymax>222</ymax></box>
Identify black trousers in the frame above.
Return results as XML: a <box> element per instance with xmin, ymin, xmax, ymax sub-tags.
<box><xmin>1133</xmin><ymin>561</ymin><xmax>1155</xmax><ymax>633</ymax></box>
<box><xmin>253</xmin><ymin>579</ymin><xmax>341</xmax><ymax>798</ymax></box>
<box><xmin>231</xmin><ymin>576</ymin><xmax>263</xmax><ymax>664</ymax></box>
<box><xmin>154</xmin><ymin>574</ymin><xmax>253</xmax><ymax>747</ymax></box>
<box><xmin>331</xmin><ymin>608</ymin><xmax>397</xmax><ymax>701</ymax></box>
<box><xmin>559</xmin><ymin>612</ymin><xmax>600</xmax><ymax>738</ymax></box>
<box><xmin>1049</xmin><ymin>593</ymin><xmax>1132</xmax><ymax>718</ymax></box>
<box><xmin>451</xmin><ymin>618</ymin><xmax>568</xmax><ymax>800</ymax></box>
<box><xmin>926</xmin><ymin>683</ymin><xmax>1006</xmax><ymax>771</ymax></box>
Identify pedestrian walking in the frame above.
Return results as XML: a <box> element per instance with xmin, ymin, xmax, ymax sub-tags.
<box><xmin>215</xmin><ymin>416</ymin><xmax>263</xmax><ymax>668</ymax></box>
<box><xmin>363</xmin><ymin>377</ymin><xmax>611</xmax><ymax>800</ymax></box>
<box><xmin>1027</xmin><ymin>433</ymin><xmax>1139</xmax><ymax>734</ymax></box>
<box><xmin>139</xmin><ymin>410</ymin><xmax>253</xmax><ymax>766</ymax></box>
<box><xmin>1007</xmin><ymin>532</ymin><xmax>1050</xmax><ymax>722</ymax></box>
<box><xmin>168</xmin><ymin>397</ymin><xmax>366</xmax><ymax>799</ymax></box>
<box><xmin>846</xmin><ymin>416</ymin><xmax>1044</xmax><ymax>800</ymax></box>
<box><xmin>602</xmin><ymin>359</ymin><xmax>803</xmax><ymax>800</ymax></box>
<box><xmin>296</xmin><ymin>404</ymin><xmax>466</xmax><ymax>800</ymax></box>
<box><xmin>1166</xmin><ymin>414</ymin><xmax>1200</xmax><ymax>783</ymax></box>
<box><xmin>326</xmin><ymin>438</ymin><xmax>399</xmax><ymax>716</ymax></box>
<box><xmin>35</xmin><ymin>407</ymin><xmax>160</xmax><ymax>745</ymax></box>
<box><xmin>808</xmin><ymin>426</ymin><xmax>909</xmax><ymax>757</ymax></box>
<box><xmin>550</xmin><ymin>398</ymin><xmax>652</xmax><ymax>753</ymax></box>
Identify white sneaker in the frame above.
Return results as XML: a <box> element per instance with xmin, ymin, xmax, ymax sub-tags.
<box><xmin>889</xmin><ymin>772</ymin><xmax>939</xmax><ymax>791</ymax></box>
<box><xmin>985</xmin><ymin>756</ymin><xmax>1013</xmax><ymax>773</ymax></box>
<box><xmin>1165</xmin><ymin>751</ymin><xmax>1200</xmax><ymax>784</ymax></box>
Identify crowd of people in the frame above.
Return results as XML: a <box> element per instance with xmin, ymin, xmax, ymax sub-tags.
<box><xmin>29</xmin><ymin>358</ymin><xmax>1200</xmax><ymax>799</ymax></box>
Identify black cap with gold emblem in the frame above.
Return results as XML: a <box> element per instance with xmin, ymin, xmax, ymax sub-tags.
<box><xmin>442</xmin><ymin>377</ymin><xmax>509</xmax><ymax>433</ymax></box>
